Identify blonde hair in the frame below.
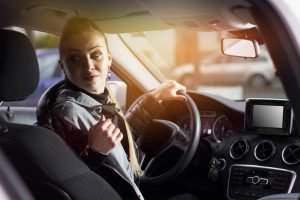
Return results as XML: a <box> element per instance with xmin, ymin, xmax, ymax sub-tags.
<box><xmin>59</xmin><ymin>17</ymin><xmax>109</xmax><ymax>55</ymax></box>
<box><xmin>107</xmin><ymin>88</ymin><xmax>143</xmax><ymax>176</ymax></box>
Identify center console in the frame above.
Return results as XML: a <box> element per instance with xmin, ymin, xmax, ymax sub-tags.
<box><xmin>227</xmin><ymin>164</ymin><xmax>296</xmax><ymax>200</ymax></box>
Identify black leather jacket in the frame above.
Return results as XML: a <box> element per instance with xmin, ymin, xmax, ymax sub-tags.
<box><xmin>37</xmin><ymin>80</ymin><xmax>165</xmax><ymax>199</ymax></box>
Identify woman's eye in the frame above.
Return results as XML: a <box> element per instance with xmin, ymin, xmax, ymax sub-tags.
<box><xmin>91</xmin><ymin>52</ymin><xmax>103</xmax><ymax>60</ymax></box>
<box><xmin>68</xmin><ymin>55</ymin><xmax>81</xmax><ymax>63</ymax></box>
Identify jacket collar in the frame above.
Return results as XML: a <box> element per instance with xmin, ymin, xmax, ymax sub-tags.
<box><xmin>59</xmin><ymin>79</ymin><xmax>109</xmax><ymax>107</ymax></box>
<box><xmin>56</xmin><ymin>81</ymin><xmax>119</xmax><ymax>116</ymax></box>
<box><xmin>59</xmin><ymin>89</ymin><xmax>102</xmax><ymax>108</ymax></box>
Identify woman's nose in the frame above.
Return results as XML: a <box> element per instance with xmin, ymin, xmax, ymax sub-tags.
<box><xmin>83</xmin><ymin>56</ymin><xmax>95</xmax><ymax>71</ymax></box>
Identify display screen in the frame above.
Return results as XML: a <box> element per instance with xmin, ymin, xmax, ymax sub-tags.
<box><xmin>252</xmin><ymin>105</ymin><xmax>284</xmax><ymax>128</ymax></box>
<box><xmin>245</xmin><ymin>99</ymin><xmax>293</xmax><ymax>135</ymax></box>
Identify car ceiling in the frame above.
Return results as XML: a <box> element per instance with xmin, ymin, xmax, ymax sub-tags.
<box><xmin>0</xmin><ymin>0</ymin><xmax>256</xmax><ymax>34</ymax></box>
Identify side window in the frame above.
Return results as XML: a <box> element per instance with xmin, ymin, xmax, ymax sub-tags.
<box><xmin>37</xmin><ymin>49</ymin><xmax>61</xmax><ymax>80</ymax></box>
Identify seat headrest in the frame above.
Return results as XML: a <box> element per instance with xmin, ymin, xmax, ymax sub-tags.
<box><xmin>0</xmin><ymin>29</ymin><xmax>39</xmax><ymax>101</ymax></box>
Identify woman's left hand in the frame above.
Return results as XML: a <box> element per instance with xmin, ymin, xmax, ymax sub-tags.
<box><xmin>149</xmin><ymin>80</ymin><xmax>187</xmax><ymax>103</ymax></box>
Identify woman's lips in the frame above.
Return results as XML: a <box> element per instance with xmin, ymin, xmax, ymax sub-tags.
<box><xmin>83</xmin><ymin>74</ymin><xmax>99</xmax><ymax>81</ymax></box>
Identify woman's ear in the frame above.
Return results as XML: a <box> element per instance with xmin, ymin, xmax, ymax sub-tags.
<box><xmin>58</xmin><ymin>60</ymin><xmax>65</xmax><ymax>73</ymax></box>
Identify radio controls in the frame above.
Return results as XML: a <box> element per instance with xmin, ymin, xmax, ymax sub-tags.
<box><xmin>246</xmin><ymin>176</ymin><xmax>269</xmax><ymax>185</ymax></box>
<box><xmin>228</xmin><ymin>165</ymin><xmax>296</xmax><ymax>200</ymax></box>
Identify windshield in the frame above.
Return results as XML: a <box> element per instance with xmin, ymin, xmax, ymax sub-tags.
<box><xmin>282</xmin><ymin>1</ymin><xmax>300</xmax><ymax>20</ymax></box>
<box><xmin>120</xmin><ymin>30</ymin><xmax>286</xmax><ymax>100</ymax></box>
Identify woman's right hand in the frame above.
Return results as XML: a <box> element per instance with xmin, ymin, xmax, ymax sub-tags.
<box><xmin>88</xmin><ymin>116</ymin><xmax>123</xmax><ymax>155</ymax></box>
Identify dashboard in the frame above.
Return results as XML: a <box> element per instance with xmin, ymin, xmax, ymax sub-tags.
<box><xmin>167</xmin><ymin>92</ymin><xmax>300</xmax><ymax>200</ymax></box>
<box><xmin>201</xmin><ymin>111</ymin><xmax>235</xmax><ymax>142</ymax></box>
<box><xmin>190</xmin><ymin>93</ymin><xmax>300</xmax><ymax>200</ymax></box>
<box><xmin>170</xmin><ymin>92</ymin><xmax>244</xmax><ymax>143</ymax></box>
<box><xmin>191</xmin><ymin>92</ymin><xmax>244</xmax><ymax>142</ymax></box>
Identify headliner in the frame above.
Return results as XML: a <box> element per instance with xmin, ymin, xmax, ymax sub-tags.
<box><xmin>0</xmin><ymin>0</ymin><xmax>256</xmax><ymax>34</ymax></box>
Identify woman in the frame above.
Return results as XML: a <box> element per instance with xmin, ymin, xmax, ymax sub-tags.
<box><xmin>41</xmin><ymin>17</ymin><xmax>190</xmax><ymax>199</ymax></box>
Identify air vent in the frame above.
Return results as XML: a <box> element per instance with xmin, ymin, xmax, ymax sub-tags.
<box><xmin>282</xmin><ymin>144</ymin><xmax>300</xmax><ymax>165</ymax></box>
<box><xmin>230</xmin><ymin>139</ymin><xmax>249</xmax><ymax>160</ymax></box>
<box><xmin>254</xmin><ymin>140</ymin><xmax>276</xmax><ymax>162</ymax></box>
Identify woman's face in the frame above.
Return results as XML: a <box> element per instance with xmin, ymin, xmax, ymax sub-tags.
<box><xmin>60</xmin><ymin>30</ymin><xmax>111</xmax><ymax>94</ymax></box>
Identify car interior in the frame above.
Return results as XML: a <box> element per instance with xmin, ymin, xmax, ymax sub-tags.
<box><xmin>0</xmin><ymin>29</ymin><xmax>122</xmax><ymax>200</ymax></box>
<box><xmin>1</xmin><ymin>0</ymin><xmax>300</xmax><ymax>200</ymax></box>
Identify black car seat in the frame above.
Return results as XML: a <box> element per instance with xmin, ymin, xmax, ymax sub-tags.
<box><xmin>36</xmin><ymin>80</ymin><xmax>66</xmax><ymax>129</ymax></box>
<box><xmin>0</xmin><ymin>148</ymin><xmax>34</xmax><ymax>200</ymax></box>
<box><xmin>0</xmin><ymin>29</ymin><xmax>121</xmax><ymax>200</ymax></box>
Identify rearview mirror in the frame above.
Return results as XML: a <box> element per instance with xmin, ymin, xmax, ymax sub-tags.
<box><xmin>221</xmin><ymin>38</ymin><xmax>259</xmax><ymax>58</ymax></box>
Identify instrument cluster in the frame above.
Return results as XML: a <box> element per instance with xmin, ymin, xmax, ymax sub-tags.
<box><xmin>200</xmin><ymin>110</ymin><xmax>236</xmax><ymax>142</ymax></box>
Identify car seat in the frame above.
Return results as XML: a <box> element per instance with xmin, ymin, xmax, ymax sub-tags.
<box><xmin>0</xmin><ymin>29</ymin><xmax>121</xmax><ymax>200</ymax></box>
<box><xmin>36</xmin><ymin>80</ymin><xmax>66</xmax><ymax>129</ymax></box>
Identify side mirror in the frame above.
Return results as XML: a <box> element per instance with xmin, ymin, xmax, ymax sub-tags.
<box><xmin>221</xmin><ymin>38</ymin><xmax>260</xmax><ymax>58</ymax></box>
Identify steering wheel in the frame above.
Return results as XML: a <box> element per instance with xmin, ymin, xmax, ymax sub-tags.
<box><xmin>140</xmin><ymin>92</ymin><xmax>201</xmax><ymax>184</ymax></box>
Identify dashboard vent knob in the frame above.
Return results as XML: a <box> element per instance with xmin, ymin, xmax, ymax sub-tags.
<box><xmin>282</xmin><ymin>144</ymin><xmax>300</xmax><ymax>165</ymax></box>
<box><xmin>254</xmin><ymin>140</ymin><xmax>276</xmax><ymax>162</ymax></box>
<box><xmin>230</xmin><ymin>139</ymin><xmax>250</xmax><ymax>160</ymax></box>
